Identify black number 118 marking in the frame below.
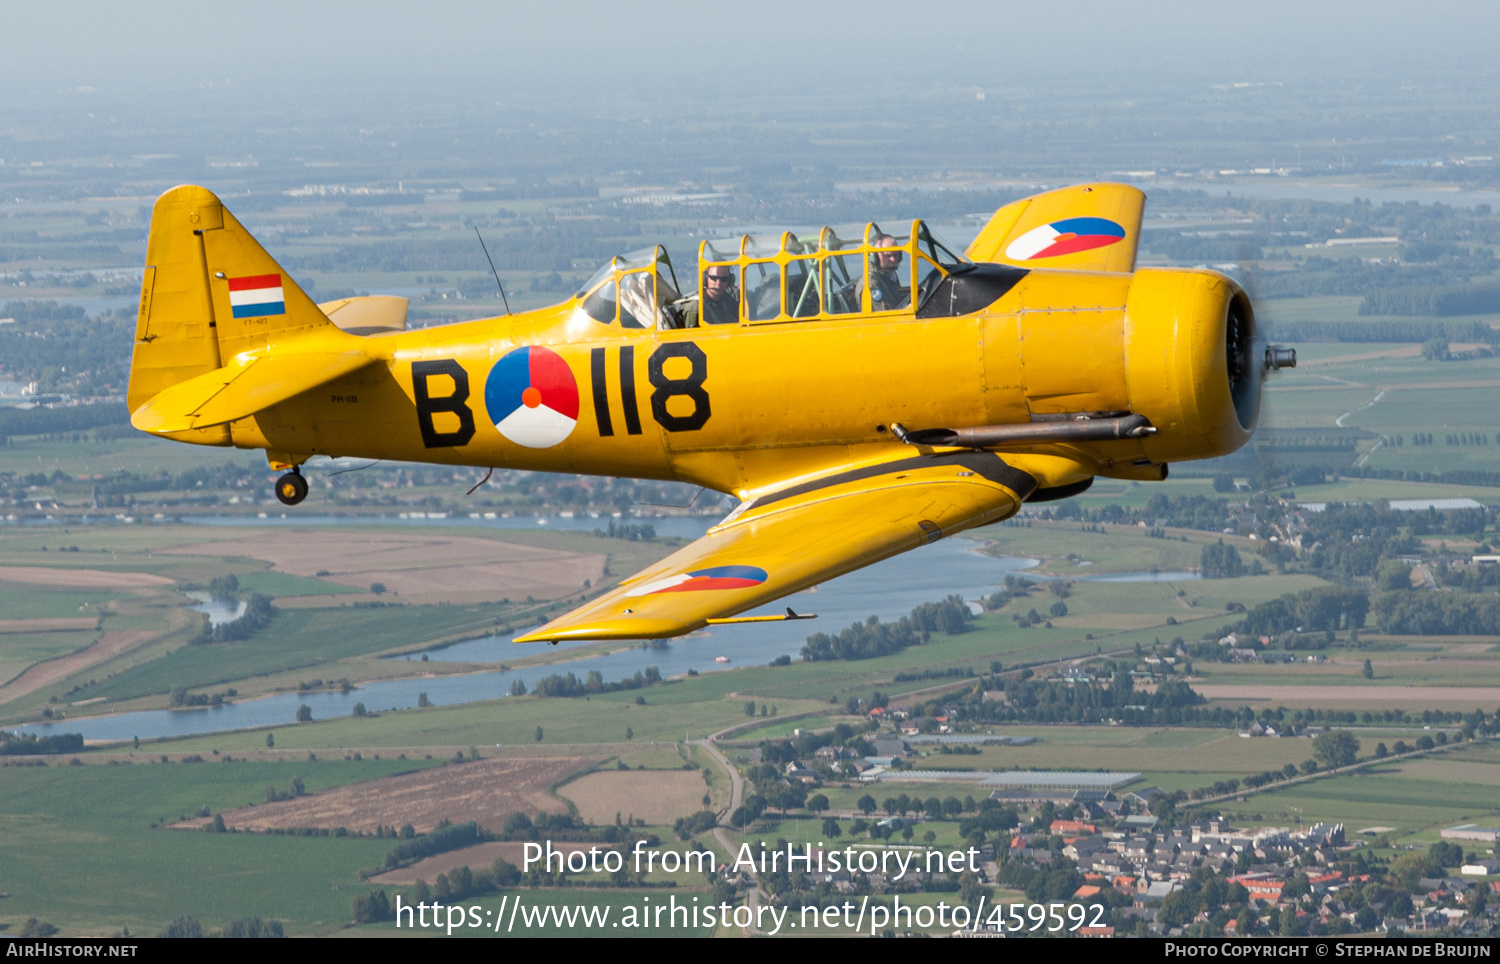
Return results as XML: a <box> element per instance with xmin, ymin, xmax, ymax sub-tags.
<box><xmin>591</xmin><ymin>342</ymin><xmax>710</xmax><ymax>436</ymax></box>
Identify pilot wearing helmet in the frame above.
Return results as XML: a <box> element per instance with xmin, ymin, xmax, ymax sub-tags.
<box><xmin>669</xmin><ymin>264</ymin><xmax>739</xmax><ymax>328</ymax></box>
<box><xmin>861</xmin><ymin>234</ymin><xmax>910</xmax><ymax>311</ymax></box>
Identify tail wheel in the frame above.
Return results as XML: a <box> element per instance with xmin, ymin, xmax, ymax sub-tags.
<box><xmin>275</xmin><ymin>472</ymin><xmax>308</xmax><ymax>506</ymax></box>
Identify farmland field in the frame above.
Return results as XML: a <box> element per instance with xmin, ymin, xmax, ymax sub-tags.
<box><xmin>199</xmin><ymin>755</ymin><xmax>591</xmax><ymax>833</ymax></box>
<box><xmin>560</xmin><ymin>769</ymin><xmax>710</xmax><ymax>825</ymax></box>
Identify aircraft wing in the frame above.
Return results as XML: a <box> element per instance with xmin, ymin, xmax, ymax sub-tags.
<box><xmin>512</xmin><ymin>451</ymin><xmax>1037</xmax><ymax>643</ymax></box>
<box><xmin>966</xmin><ymin>182</ymin><xmax>1145</xmax><ymax>273</ymax></box>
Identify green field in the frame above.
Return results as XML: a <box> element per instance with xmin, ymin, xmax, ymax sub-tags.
<box><xmin>219</xmin><ymin>570</ymin><xmax>363</xmax><ymax>597</ymax></box>
<box><xmin>146</xmin><ymin>688</ymin><xmax>833</xmax><ymax>755</ymax></box>
<box><xmin>0</xmin><ymin>756</ymin><xmax>445</xmax><ymax>937</ymax></box>
<box><xmin>68</xmin><ymin>604</ymin><xmax>517</xmax><ymax>704</ymax></box>
<box><xmin>1246</xmin><ymin>746</ymin><xmax>1500</xmax><ymax>840</ymax></box>
<box><xmin>0</xmin><ymin>586</ymin><xmax>123</xmax><ymax>619</ymax></box>
<box><xmin>0</xmin><ymin>630</ymin><xmax>95</xmax><ymax>676</ymax></box>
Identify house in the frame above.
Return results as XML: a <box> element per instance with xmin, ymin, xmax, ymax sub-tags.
<box><xmin>1231</xmin><ymin>874</ymin><xmax>1286</xmax><ymax>901</ymax></box>
<box><xmin>1307</xmin><ymin>870</ymin><xmax>1343</xmax><ymax>892</ymax></box>
<box><xmin>1064</xmin><ymin>836</ymin><xmax>1108</xmax><ymax>861</ymax></box>
<box><xmin>1124</xmin><ymin>787</ymin><xmax>1167</xmax><ymax>807</ymax></box>
<box><xmin>1300</xmin><ymin>823</ymin><xmax>1344</xmax><ymax>848</ymax></box>
<box><xmin>1141</xmin><ymin>881</ymin><xmax>1178</xmax><ymax>902</ymax></box>
<box><xmin>785</xmin><ymin>761</ymin><xmax>817</xmax><ymax>782</ymax></box>
<box><xmin>1050</xmin><ymin>820</ymin><xmax>1097</xmax><ymax>835</ymax></box>
<box><xmin>1073</xmin><ymin>885</ymin><xmax>1102</xmax><ymax>900</ymax></box>
<box><xmin>1461</xmin><ymin>858</ymin><xmax>1500</xmax><ymax>876</ymax></box>
<box><xmin>870</xmin><ymin>738</ymin><xmax>910</xmax><ymax>759</ymax></box>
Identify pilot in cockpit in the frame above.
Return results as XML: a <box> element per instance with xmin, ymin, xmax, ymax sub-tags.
<box><xmin>668</xmin><ymin>264</ymin><xmax>739</xmax><ymax>328</ymax></box>
<box><xmin>861</xmin><ymin>234</ymin><xmax>910</xmax><ymax>311</ymax></box>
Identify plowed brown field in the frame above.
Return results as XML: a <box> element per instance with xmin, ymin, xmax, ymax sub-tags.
<box><xmin>559</xmin><ymin>770</ymin><xmax>708</xmax><ymax>825</ymax></box>
<box><xmin>202</xmin><ymin>756</ymin><xmax>597</xmax><ymax>833</ymax></box>
<box><xmin>159</xmin><ymin>531</ymin><xmax>602</xmax><ymax>603</ymax></box>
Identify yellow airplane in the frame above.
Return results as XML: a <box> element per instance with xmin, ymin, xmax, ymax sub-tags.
<box><xmin>127</xmin><ymin>182</ymin><xmax>1293</xmax><ymax>645</ymax></box>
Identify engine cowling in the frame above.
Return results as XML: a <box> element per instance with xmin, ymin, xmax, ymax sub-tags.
<box><xmin>1123</xmin><ymin>268</ymin><xmax>1264</xmax><ymax>467</ymax></box>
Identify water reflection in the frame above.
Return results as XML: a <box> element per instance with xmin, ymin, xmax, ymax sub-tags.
<box><xmin>184</xmin><ymin>591</ymin><xmax>247</xmax><ymax>626</ymax></box>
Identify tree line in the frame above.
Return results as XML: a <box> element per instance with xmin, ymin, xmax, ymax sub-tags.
<box><xmin>801</xmin><ymin>596</ymin><xmax>972</xmax><ymax>662</ymax></box>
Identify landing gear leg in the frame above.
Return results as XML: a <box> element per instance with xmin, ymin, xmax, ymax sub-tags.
<box><xmin>275</xmin><ymin>468</ymin><xmax>308</xmax><ymax>506</ymax></box>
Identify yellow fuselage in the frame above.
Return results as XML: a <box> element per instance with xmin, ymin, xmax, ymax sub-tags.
<box><xmin>217</xmin><ymin>265</ymin><xmax>1251</xmax><ymax>500</ymax></box>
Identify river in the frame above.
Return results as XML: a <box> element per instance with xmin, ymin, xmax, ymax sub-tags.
<box><xmin>8</xmin><ymin>531</ymin><xmax>1065</xmax><ymax>744</ymax></box>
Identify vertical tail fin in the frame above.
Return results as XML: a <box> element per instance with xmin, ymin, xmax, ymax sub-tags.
<box><xmin>128</xmin><ymin>185</ymin><xmax>339</xmax><ymax>442</ymax></box>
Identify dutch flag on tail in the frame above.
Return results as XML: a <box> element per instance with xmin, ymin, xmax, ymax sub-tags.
<box><xmin>227</xmin><ymin>274</ymin><xmax>286</xmax><ymax>318</ymax></box>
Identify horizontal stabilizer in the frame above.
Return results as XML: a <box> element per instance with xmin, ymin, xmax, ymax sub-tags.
<box><xmin>130</xmin><ymin>350</ymin><xmax>376</xmax><ymax>434</ymax></box>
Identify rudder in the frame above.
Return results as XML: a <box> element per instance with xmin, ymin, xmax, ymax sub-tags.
<box><xmin>128</xmin><ymin>185</ymin><xmax>338</xmax><ymax>441</ymax></box>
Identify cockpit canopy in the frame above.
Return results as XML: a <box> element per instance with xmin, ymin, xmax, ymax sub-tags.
<box><xmin>574</xmin><ymin>220</ymin><xmax>1012</xmax><ymax>329</ymax></box>
<box><xmin>576</xmin><ymin>245</ymin><xmax>682</xmax><ymax>329</ymax></box>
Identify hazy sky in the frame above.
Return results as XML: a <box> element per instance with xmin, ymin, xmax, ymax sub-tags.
<box><xmin>7</xmin><ymin>0</ymin><xmax>1500</xmax><ymax>102</ymax></box>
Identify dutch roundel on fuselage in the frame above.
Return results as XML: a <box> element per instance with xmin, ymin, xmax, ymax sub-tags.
<box><xmin>485</xmin><ymin>346</ymin><xmax>580</xmax><ymax>448</ymax></box>
<box><xmin>1004</xmin><ymin>217</ymin><xmax>1126</xmax><ymax>261</ymax></box>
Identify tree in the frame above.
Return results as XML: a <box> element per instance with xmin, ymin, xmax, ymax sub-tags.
<box><xmin>1313</xmin><ymin>730</ymin><xmax>1360</xmax><ymax>769</ymax></box>
<box><xmin>510</xmin><ymin>679</ymin><xmax>526</xmax><ymax>696</ymax></box>
<box><xmin>265</xmin><ymin>732</ymin><xmax>274</xmax><ymax>748</ymax></box>
<box><xmin>208</xmin><ymin>573</ymin><xmax>239</xmax><ymax>597</ymax></box>
<box><xmin>369</xmin><ymin>582</ymin><xmax>387</xmax><ymax>595</ymax></box>
<box><xmin>352</xmin><ymin>890</ymin><xmax>392</xmax><ymax>923</ymax></box>
<box><xmin>1362</xmin><ymin>658</ymin><xmax>1374</xmax><ymax>679</ymax></box>
<box><xmin>857</xmin><ymin>794</ymin><xmax>877</xmax><ymax>816</ymax></box>
<box><xmin>807</xmin><ymin>793</ymin><xmax>830</xmax><ymax>813</ymax></box>
<box><xmin>295</xmin><ymin>704</ymin><xmax>312</xmax><ymax>723</ymax></box>
<box><xmin>1390</xmin><ymin>852</ymin><xmax>1427</xmax><ymax>892</ymax></box>
<box><xmin>624</xmin><ymin>726</ymin><xmax>633</xmax><ymax>740</ymax></box>
<box><xmin>534</xmin><ymin>725</ymin><xmax>544</xmax><ymax>742</ymax></box>
<box><xmin>1420</xmin><ymin>336</ymin><xmax>1450</xmax><ymax>361</ymax></box>
<box><xmin>744</xmin><ymin>700</ymin><xmax>756</xmax><ymax>716</ymax></box>
<box><xmin>1375</xmin><ymin>742</ymin><xmax>1388</xmax><ymax>758</ymax></box>
<box><xmin>822</xmin><ymin>817</ymin><xmax>841</xmax><ymax>837</ymax></box>
<box><xmin>157</xmin><ymin>916</ymin><xmax>203</xmax><ymax>938</ymax></box>
<box><xmin>352</xmin><ymin>702</ymin><xmax>367</xmax><ymax>717</ymax></box>
<box><xmin>1212</xmin><ymin>471</ymin><xmax>1236</xmax><ymax>493</ymax></box>
<box><xmin>222</xmin><ymin>916</ymin><xmax>284</xmax><ymax>938</ymax></box>
<box><xmin>417</xmin><ymin>692</ymin><xmax>431</xmax><ymax>708</ymax></box>
<box><xmin>1201</xmin><ymin>540</ymin><xmax>1246</xmax><ymax>579</ymax></box>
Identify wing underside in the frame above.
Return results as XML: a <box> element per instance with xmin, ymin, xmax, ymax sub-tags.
<box><xmin>513</xmin><ymin>451</ymin><xmax>1037</xmax><ymax>643</ymax></box>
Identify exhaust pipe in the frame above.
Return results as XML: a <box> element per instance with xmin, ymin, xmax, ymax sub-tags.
<box><xmin>893</xmin><ymin>413</ymin><xmax>1156</xmax><ymax>449</ymax></box>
